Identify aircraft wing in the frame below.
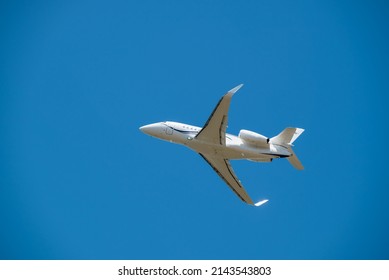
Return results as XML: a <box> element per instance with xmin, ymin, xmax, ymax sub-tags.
<box><xmin>199</xmin><ymin>153</ymin><xmax>268</xmax><ymax>206</ymax></box>
<box><xmin>195</xmin><ymin>84</ymin><xmax>243</xmax><ymax>145</ymax></box>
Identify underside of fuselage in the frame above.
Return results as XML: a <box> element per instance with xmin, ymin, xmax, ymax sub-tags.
<box><xmin>185</xmin><ymin>136</ymin><xmax>289</xmax><ymax>161</ymax></box>
<box><xmin>152</xmin><ymin>121</ymin><xmax>291</xmax><ymax>161</ymax></box>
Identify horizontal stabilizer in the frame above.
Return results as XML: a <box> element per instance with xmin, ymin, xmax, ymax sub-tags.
<box><xmin>287</xmin><ymin>146</ymin><xmax>304</xmax><ymax>170</ymax></box>
<box><xmin>254</xmin><ymin>199</ymin><xmax>269</xmax><ymax>207</ymax></box>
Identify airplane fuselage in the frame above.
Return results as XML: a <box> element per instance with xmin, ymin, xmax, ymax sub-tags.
<box><xmin>140</xmin><ymin>84</ymin><xmax>304</xmax><ymax>206</ymax></box>
<box><xmin>140</xmin><ymin>121</ymin><xmax>291</xmax><ymax>162</ymax></box>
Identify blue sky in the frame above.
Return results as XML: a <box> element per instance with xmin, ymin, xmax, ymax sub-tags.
<box><xmin>1</xmin><ymin>0</ymin><xmax>388</xmax><ymax>259</ymax></box>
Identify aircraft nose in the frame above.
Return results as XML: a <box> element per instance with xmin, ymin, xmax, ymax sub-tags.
<box><xmin>139</xmin><ymin>123</ymin><xmax>160</xmax><ymax>136</ymax></box>
<box><xmin>139</xmin><ymin>124</ymin><xmax>151</xmax><ymax>133</ymax></box>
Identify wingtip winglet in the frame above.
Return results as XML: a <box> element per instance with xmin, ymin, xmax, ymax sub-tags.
<box><xmin>254</xmin><ymin>199</ymin><xmax>269</xmax><ymax>207</ymax></box>
<box><xmin>228</xmin><ymin>84</ymin><xmax>244</xmax><ymax>95</ymax></box>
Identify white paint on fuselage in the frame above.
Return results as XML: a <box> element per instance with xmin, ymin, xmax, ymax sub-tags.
<box><xmin>140</xmin><ymin>121</ymin><xmax>291</xmax><ymax>161</ymax></box>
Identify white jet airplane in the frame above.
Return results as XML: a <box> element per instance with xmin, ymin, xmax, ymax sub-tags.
<box><xmin>140</xmin><ymin>84</ymin><xmax>304</xmax><ymax>206</ymax></box>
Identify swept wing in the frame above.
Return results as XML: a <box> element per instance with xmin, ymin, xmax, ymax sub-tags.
<box><xmin>195</xmin><ymin>84</ymin><xmax>243</xmax><ymax>145</ymax></box>
<box><xmin>196</xmin><ymin>85</ymin><xmax>267</xmax><ymax>206</ymax></box>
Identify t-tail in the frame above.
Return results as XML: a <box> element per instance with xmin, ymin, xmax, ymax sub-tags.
<box><xmin>270</xmin><ymin>127</ymin><xmax>304</xmax><ymax>170</ymax></box>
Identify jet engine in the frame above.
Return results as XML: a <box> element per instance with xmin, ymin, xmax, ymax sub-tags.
<box><xmin>238</xmin><ymin>129</ymin><xmax>269</xmax><ymax>147</ymax></box>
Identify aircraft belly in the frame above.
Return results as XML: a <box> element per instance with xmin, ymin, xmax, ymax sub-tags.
<box><xmin>185</xmin><ymin>137</ymin><xmax>291</xmax><ymax>161</ymax></box>
<box><xmin>223</xmin><ymin>143</ymin><xmax>262</xmax><ymax>158</ymax></box>
<box><xmin>185</xmin><ymin>140</ymin><xmax>218</xmax><ymax>155</ymax></box>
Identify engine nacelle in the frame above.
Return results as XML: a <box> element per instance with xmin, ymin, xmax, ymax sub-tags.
<box><xmin>238</xmin><ymin>129</ymin><xmax>269</xmax><ymax>147</ymax></box>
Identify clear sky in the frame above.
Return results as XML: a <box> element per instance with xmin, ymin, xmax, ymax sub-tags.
<box><xmin>1</xmin><ymin>0</ymin><xmax>388</xmax><ymax>259</ymax></box>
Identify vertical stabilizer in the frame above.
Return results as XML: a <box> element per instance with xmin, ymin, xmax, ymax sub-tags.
<box><xmin>270</xmin><ymin>127</ymin><xmax>304</xmax><ymax>146</ymax></box>
<box><xmin>270</xmin><ymin>128</ymin><xmax>304</xmax><ymax>170</ymax></box>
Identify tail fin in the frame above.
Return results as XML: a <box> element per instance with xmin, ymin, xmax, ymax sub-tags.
<box><xmin>270</xmin><ymin>127</ymin><xmax>304</xmax><ymax>170</ymax></box>
<box><xmin>270</xmin><ymin>127</ymin><xmax>304</xmax><ymax>146</ymax></box>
